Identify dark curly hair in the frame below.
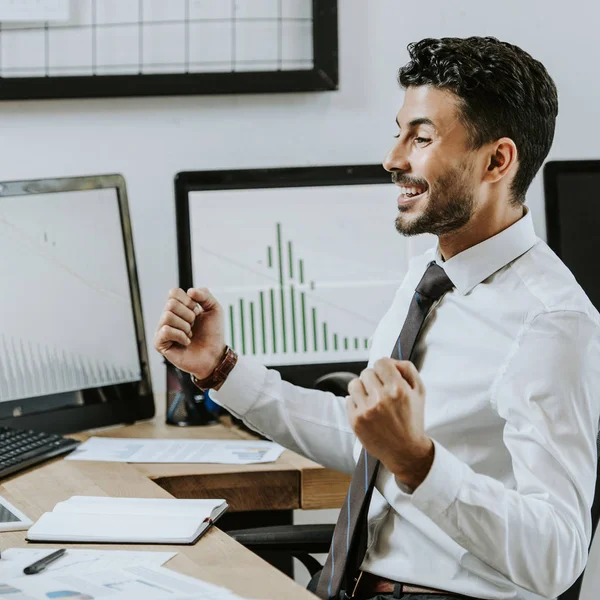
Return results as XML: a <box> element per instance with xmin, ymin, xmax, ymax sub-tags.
<box><xmin>398</xmin><ymin>37</ymin><xmax>558</xmax><ymax>204</ymax></box>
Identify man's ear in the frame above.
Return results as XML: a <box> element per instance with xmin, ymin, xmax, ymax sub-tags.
<box><xmin>488</xmin><ymin>155</ymin><xmax>501</xmax><ymax>170</ymax></box>
<box><xmin>484</xmin><ymin>138</ymin><xmax>518</xmax><ymax>183</ymax></box>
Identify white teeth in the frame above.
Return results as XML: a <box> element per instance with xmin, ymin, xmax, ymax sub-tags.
<box><xmin>399</xmin><ymin>186</ymin><xmax>426</xmax><ymax>196</ymax></box>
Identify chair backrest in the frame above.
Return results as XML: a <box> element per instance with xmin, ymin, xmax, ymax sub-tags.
<box><xmin>558</xmin><ymin>430</ymin><xmax>600</xmax><ymax>600</ymax></box>
<box><xmin>313</xmin><ymin>371</ymin><xmax>357</xmax><ymax>396</ymax></box>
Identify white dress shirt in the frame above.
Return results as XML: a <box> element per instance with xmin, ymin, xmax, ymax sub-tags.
<box><xmin>211</xmin><ymin>210</ymin><xmax>600</xmax><ymax>600</ymax></box>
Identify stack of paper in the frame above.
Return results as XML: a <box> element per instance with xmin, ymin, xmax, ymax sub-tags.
<box><xmin>0</xmin><ymin>548</ymin><xmax>176</xmax><ymax>579</ymax></box>
<box><xmin>66</xmin><ymin>437</ymin><xmax>285</xmax><ymax>464</ymax></box>
<box><xmin>0</xmin><ymin>549</ymin><xmax>252</xmax><ymax>600</ymax></box>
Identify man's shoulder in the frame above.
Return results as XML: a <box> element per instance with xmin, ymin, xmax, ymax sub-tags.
<box><xmin>512</xmin><ymin>239</ymin><xmax>600</xmax><ymax>325</ymax></box>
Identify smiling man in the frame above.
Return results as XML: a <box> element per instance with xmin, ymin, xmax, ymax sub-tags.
<box><xmin>154</xmin><ymin>37</ymin><xmax>600</xmax><ymax>600</ymax></box>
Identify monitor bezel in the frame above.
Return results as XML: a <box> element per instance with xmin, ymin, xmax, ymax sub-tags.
<box><xmin>543</xmin><ymin>159</ymin><xmax>600</xmax><ymax>257</ymax></box>
<box><xmin>0</xmin><ymin>174</ymin><xmax>154</xmax><ymax>432</ymax></box>
<box><xmin>174</xmin><ymin>164</ymin><xmax>393</xmax><ymax>388</ymax></box>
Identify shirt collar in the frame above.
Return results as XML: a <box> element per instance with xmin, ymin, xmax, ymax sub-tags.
<box><xmin>434</xmin><ymin>208</ymin><xmax>538</xmax><ymax>295</ymax></box>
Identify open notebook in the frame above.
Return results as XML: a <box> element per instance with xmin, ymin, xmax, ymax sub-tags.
<box><xmin>26</xmin><ymin>496</ymin><xmax>228</xmax><ymax>545</ymax></box>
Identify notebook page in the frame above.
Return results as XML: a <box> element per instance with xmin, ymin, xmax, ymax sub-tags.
<box><xmin>53</xmin><ymin>496</ymin><xmax>225</xmax><ymax>519</ymax></box>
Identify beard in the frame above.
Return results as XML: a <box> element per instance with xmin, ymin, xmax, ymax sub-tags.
<box><xmin>394</xmin><ymin>161</ymin><xmax>476</xmax><ymax>237</ymax></box>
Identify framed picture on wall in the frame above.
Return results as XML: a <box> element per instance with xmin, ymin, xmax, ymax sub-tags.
<box><xmin>0</xmin><ymin>0</ymin><xmax>338</xmax><ymax>100</ymax></box>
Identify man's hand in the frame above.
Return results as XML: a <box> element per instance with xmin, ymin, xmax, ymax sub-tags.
<box><xmin>153</xmin><ymin>287</ymin><xmax>226</xmax><ymax>379</ymax></box>
<box><xmin>347</xmin><ymin>358</ymin><xmax>434</xmax><ymax>490</ymax></box>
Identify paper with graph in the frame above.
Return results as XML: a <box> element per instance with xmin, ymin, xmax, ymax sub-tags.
<box><xmin>67</xmin><ymin>437</ymin><xmax>285</xmax><ymax>464</ymax></box>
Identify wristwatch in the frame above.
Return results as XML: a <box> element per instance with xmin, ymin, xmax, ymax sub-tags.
<box><xmin>190</xmin><ymin>345</ymin><xmax>238</xmax><ymax>391</ymax></box>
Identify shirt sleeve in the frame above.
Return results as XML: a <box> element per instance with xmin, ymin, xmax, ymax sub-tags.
<box><xmin>209</xmin><ymin>355</ymin><xmax>358</xmax><ymax>474</ymax></box>
<box><xmin>393</xmin><ymin>310</ymin><xmax>600</xmax><ymax>599</ymax></box>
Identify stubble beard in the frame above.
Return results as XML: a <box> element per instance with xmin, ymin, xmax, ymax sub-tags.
<box><xmin>395</xmin><ymin>163</ymin><xmax>476</xmax><ymax>237</ymax></box>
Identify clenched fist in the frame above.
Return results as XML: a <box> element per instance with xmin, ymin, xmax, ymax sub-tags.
<box><xmin>153</xmin><ymin>287</ymin><xmax>226</xmax><ymax>379</ymax></box>
<box><xmin>347</xmin><ymin>357</ymin><xmax>434</xmax><ymax>490</ymax></box>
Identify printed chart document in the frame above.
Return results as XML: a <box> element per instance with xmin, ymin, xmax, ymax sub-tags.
<box><xmin>0</xmin><ymin>548</ymin><xmax>176</xmax><ymax>580</ymax></box>
<box><xmin>66</xmin><ymin>437</ymin><xmax>285</xmax><ymax>464</ymax></box>
<box><xmin>0</xmin><ymin>564</ymin><xmax>251</xmax><ymax>600</ymax></box>
<box><xmin>27</xmin><ymin>496</ymin><xmax>228</xmax><ymax>544</ymax></box>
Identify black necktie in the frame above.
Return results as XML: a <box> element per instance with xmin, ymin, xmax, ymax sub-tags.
<box><xmin>316</xmin><ymin>261</ymin><xmax>454</xmax><ymax>600</ymax></box>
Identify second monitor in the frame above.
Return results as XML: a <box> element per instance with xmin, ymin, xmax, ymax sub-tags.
<box><xmin>175</xmin><ymin>165</ymin><xmax>435</xmax><ymax>388</ymax></box>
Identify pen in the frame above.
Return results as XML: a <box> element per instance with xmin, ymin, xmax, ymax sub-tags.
<box><xmin>24</xmin><ymin>548</ymin><xmax>66</xmax><ymax>575</ymax></box>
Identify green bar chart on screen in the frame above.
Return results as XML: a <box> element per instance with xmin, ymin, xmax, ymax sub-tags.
<box><xmin>224</xmin><ymin>222</ymin><xmax>371</xmax><ymax>357</ymax></box>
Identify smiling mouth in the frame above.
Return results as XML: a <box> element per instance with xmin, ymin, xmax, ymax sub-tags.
<box><xmin>397</xmin><ymin>184</ymin><xmax>428</xmax><ymax>204</ymax></box>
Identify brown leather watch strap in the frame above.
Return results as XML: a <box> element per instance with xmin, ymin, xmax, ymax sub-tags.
<box><xmin>190</xmin><ymin>346</ymin><xmax>238</xmax><ymax>391</ymax></box>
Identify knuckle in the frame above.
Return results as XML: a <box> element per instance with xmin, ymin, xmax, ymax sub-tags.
<box><xmin>168</xmin><ymin>288</ymin><xmax>179</xmax><ymax>298</ymax></box>
<box><xmin>371</xmin><ymin>390</ymin><xmax>384</xmax><ymax>406</ymax></box>
<box><xmin>385</xmin><ymin>384</ymin><xmax>402</xmax><ymax>399</ymax></box>
<box><xmin>348</xmin><ymin>377</ymin><xmax>361</xmax><ymax>393</ymax></box>
<box><xmin>374</xmin><ymin>357</ymin><xmax>389</xmax><ymax>369</ymax></box>
<box><xmin>166</xmin><ymin>299</ymin><xmax>178</xmax><ymax>311</ymax></box>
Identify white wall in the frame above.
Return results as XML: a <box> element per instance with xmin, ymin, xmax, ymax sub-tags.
<box><xmin>1</xmin><ymin>0</ymin><xmax>598</xmax><ymax>596</ymax></box>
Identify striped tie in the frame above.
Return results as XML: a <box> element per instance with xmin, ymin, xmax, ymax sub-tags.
<box><xmin>316</xmin><ymin>261</ymin><xmax>454</xmax><ymax>600</ymax></box>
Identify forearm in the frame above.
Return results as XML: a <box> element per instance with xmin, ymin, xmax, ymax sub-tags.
<box><xmin>394</xmin><ymin>440</ymin><xmax>590</xmax><ymax>598</ymax></box>
<box><xmin>210</xmin><ymin>356</ymin><xmax>357</xmax><ymax>474</ymax></box>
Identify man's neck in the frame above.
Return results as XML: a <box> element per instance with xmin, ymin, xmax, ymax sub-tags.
<box><xmin>438</xmin><ymin>204</ymin><xmax>526</xmax><ymax>261</ymax></box>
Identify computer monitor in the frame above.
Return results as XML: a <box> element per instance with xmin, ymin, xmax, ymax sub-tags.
<box><xmin>544</xmin><ymin>160</ymin><xmax>600</xmax><ymax>312</ymax></box>
<box><xmin>175</xmin><ymin>165</ymin><xmax>434</xmax><ymax>388</ymax></box>
<box><xmin>0</xmin><ymin>174</ymin><xmax>154</xmax><ymax>433</ymax></box>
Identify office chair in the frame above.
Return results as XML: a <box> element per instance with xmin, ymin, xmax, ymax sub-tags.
<box><xmin>229</xmin><ymin>377</ymin><xmax>600</xmax><ymax>600</ymax></box>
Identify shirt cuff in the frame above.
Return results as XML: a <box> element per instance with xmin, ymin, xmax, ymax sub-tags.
<box><xmin>209</xmin><ymin>355</ymin><xmax>268</xmax><ymax>418</ymax></box>
<box><xmin>409</xmin><ymin>439</ymin><xmax>467</xmax><ymax>517</ymax></box>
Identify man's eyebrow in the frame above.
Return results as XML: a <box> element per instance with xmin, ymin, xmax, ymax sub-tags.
<box><xmin>395</xmin><ymin>117</ymin><xmax>438</xmax><ymax>132</ymax></box>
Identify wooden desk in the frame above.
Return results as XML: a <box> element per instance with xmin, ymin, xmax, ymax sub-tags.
<box><xmin>91</xmin><ymin>395</ymin><xmax>351</xmax><ymax>513</ymax></box>
<box><xmin>0</xmin><ymin>394</ymin><xmax>351</xmax><ymax>598</ymax></box>
<box><xmin>0</xmin><ymin>458</ymin><xmax>315</xmax><ymax>599</ymax></box>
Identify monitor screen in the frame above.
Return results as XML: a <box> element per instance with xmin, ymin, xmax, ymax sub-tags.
<box><xmin>0</xmin><ymin>175</ymin><xmax>153</xmax><ymax>432</ymax></box>
<box><xmin>175</xmin><ymin>165</ymin><xmax>435</xmax><ymax>387</ymax></box>
<box><xmin>544</xmin><ymin>161</ymin><xmax>600</xmax><ymax>312</ymax></box>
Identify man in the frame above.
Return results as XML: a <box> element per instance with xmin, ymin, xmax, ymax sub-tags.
<box><xmin>154</xmin><ymin>37</ymin><xmax>600</xmax><ymax>600</ymax></box>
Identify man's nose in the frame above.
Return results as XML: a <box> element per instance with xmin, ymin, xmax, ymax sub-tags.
<box><xmin>383</xmin><ymin>142</ymin><xmax>410</xmax><ymax>173</ymax></box>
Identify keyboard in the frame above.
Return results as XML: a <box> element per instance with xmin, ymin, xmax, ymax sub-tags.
<box><xmin>0</xmin><ymin>426</ymin><xmax>81</xmax><ymax>480</ymax></box>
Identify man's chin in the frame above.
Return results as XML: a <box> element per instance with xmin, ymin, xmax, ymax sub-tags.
<box><xmin>395</xmin><ymin>212</ymin><xmax>426</xmax><ymax>236</ymax></box>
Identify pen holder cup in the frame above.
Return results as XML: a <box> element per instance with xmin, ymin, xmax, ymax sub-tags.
<box><xmin>165</xmin><ymin>360</ymin><xmax>219</xmax><ymax>426</ymax></box>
